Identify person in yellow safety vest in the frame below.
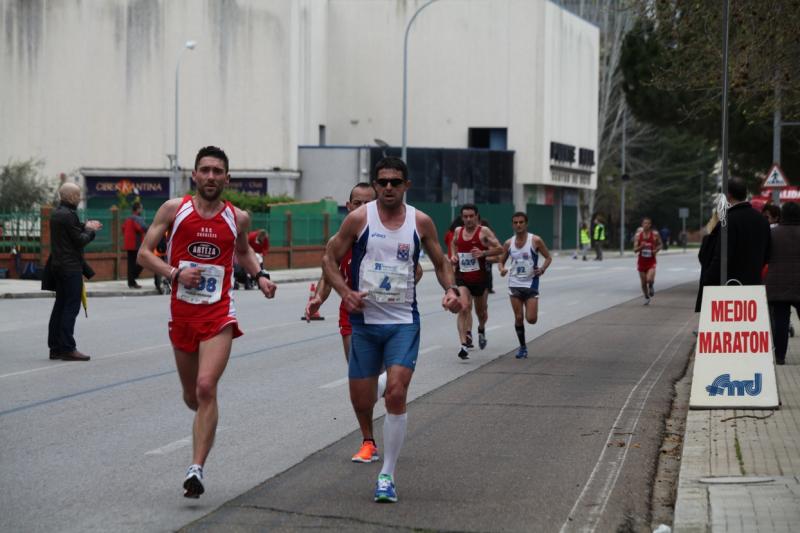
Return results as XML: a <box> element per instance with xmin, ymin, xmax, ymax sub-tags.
<box><xmin>592</xmin><ymin>216</ymin><xmax>606</xmax><ymax>261</ymax></box>
<box><xmin>573</xmin><ymin>223</ymin><xmax>591</xmax><ymax>261</ymax></box>
<box><xmin>581</xmin><ymin>224</ymin><xmax>592</xmax><ymax>260</ymax></box>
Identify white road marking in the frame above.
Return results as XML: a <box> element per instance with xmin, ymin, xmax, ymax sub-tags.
<box><xmin>0</xmin><ymin>319</ymin><xmax>307</xmax><ymax>380</ymax></box>
<box><xmin>484</xmin><ymin>325</ymin><xmax>503</xmax><ymax>332</ymax></box>
<box><xmin>145</xmin><ymin>427</ymin><xmax>226</xmax><ymax>456</ymax></box>
<box><xmin>320</xmin><ymin>377</ymin><xmax>348</xmax><ymax>389</ymax></box>
<box><xmin>318</xmin><ymin>345</ymin><xmax>442</xmax><ymax>389</ymax></box>
<box><xmin>559</xmin><ymin>319</ymin><xmax>691</xmax><ymax>533</ymax></box>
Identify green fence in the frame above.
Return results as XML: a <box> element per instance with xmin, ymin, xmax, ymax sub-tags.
<box><xmin>0</xmin><ymin>211</ymin><xmax>41</xmax><ymax>253</ymax></box>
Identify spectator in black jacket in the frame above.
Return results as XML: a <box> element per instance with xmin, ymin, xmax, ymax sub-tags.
<box><xmin>701</xmin><ymin>178</ymin><xmax>770</xmax><ymax>287</ymax></box>
<box><xmin>47</xmin><ymin>183</ymin><xmax>102</xmax><ymax>361</ymax></box>
<box><xmin>765</xmin><ymin>202</ymin><xmax>800</xmax><ymax>365</ymax></box>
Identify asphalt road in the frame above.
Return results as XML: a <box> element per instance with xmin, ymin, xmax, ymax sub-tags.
<box><xmin>0</xmin><ymin>251</ymin><xmax>701</xmax><ymax>532</ymax></box>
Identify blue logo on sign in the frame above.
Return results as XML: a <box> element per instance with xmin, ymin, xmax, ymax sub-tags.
<box><xmin>706</xmin><ymin>373</ymin><xmax>762</xmax><ymax>397</ymax></box>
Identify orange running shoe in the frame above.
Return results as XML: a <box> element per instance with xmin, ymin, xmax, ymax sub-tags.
<box><xmin>351</xmin><ymin>440</ymin><xmax>380</xmax><ymax>463</ymax></box>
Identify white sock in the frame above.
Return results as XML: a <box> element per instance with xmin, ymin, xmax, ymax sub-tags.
<box><xmin>380</xmin><ymin>413</ymin><xmax>407</xmax><ymax>478</ymax></box>
<box><xmin>377</xmin><ymin>372</ymin><xmax>387</xmax><ymax>399</ymax></box>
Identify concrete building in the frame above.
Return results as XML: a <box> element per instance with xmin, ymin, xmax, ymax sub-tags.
<box><xmin>2</xmin><ymin>0</ymin><xmax>598</xmax><ymax>246</ymax></box>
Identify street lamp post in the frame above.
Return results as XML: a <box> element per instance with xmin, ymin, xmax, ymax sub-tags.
<box><xmin>173</xmin><ymin>40</ymin><xmax>197</xmax><ymax>190</ymax></box>
<box><xmin>620</xmin><ymin>106</ymin><xmax>627</xmax><ymax>256</ymax></box>
<box><xmin>401</xmin><ymin>0</ymin><xmax>440</xmax><ymax>162</ymax></box>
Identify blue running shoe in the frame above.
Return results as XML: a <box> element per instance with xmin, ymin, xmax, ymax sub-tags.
<box><xmin>374</xmin><ymin>473</ymin><xmax>398</xmax><ymax>503</ymax></box>
<box><xmin>515</xmin><ymin>346</ymin><xmax>528</xmax><ymax>359</ymax></box>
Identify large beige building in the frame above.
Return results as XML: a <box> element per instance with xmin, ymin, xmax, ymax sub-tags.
<box><xmin>2</xmin><ymin>0</ymin><xmax>598</xmax><ymax>243</ymax></box>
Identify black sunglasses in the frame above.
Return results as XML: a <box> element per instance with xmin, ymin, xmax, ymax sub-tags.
<box><xmin>375</xmin><ymin>178</ymin><xmax>405</xmax><ymax>188</ymax></box>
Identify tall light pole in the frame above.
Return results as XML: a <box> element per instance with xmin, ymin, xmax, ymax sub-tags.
<box><xmin>173</xmin><ymin>40</ymin><xmax>197</xmax><ymax>177</ymax></box>
<box><xmin>620</xmin><ymin>105</ymin><xmax>628</xmax><ymax>256</ymax></box>
<box><xmin>401</xmin><ymin>0</ymin><xmax>440</xmax><ymax>162</ymax></box>
<box><xmin>719</xmin><ymin>0</ymin><xmax>730</xmax><ymax>284</ymax></box>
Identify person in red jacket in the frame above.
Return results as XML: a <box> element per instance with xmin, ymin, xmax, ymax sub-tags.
<box><xmin>122</xmin><ymin>202</ymin><xmax>147</xmax><ymax>288</ymax></box>
<box><xmin>248</xmin><ymin>229</ymin><xmax>270</xmax><ymax>258</ymax></box>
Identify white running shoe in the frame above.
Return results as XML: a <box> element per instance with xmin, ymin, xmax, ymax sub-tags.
<box><xmin>183</xmin><ymin>464</ymin><xmax>204</xmax><ymax>498</ymax></box>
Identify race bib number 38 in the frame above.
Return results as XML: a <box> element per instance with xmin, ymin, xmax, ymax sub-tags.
<box><xmin>176</xmin><ymin>260</ymin><xmax>224</xmax><ymax>305</ymax></box>
<box><xmin>362</xmin><ymin>260</ymin><xmax>409</xmax><ymax>303</ymax></box>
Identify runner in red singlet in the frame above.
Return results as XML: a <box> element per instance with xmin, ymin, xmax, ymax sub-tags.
<box><xmin>137</xmin><ymin>146</ymin><xmax>277</xmax><ymax>499</ymax></box>
<box><xmin>449</xmin><ymin>204</ymin><xmax>503</xmax><ymax>360</ymax></box>
<box><xmin>634</xmin><ymin>216</ymin><xmax>662</xmax><ymax>305</ymax></box>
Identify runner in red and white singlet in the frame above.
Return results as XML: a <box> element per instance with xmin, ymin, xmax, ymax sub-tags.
<box><xmin>634</xmin><ymin>216</ymin><xmax>662</xmax><ymax>305</ymax></box>
<box><xmin>448</xmin><ymin>204</ymin><xmax>504</xmax><ymax>360</ymax></box>
<box><xmin>137</xmin><ymin>146</ymin><xmax>277</xmax><ymax>499</ymax></box>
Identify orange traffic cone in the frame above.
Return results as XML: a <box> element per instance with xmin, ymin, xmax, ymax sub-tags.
<box><xmin>302</xmin><ymin>282</ymin><xmax>325</xmax><ymax>321</ymax></box>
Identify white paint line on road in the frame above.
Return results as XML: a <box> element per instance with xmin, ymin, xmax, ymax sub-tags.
<box><xmin>484</xmin><ymin>325</ymin><xmax>503</xmax><ymax>332</ymax></box>
<box><xmin>0</xmin><ymin>318</ymin><xmax>309</xmax><ymax>381</ymax></box>
<box><xmin>559</xmin><ymin>319</ymin><xmax>691</xmax><ymax>533</ymax></box>
<box><xmin>419</xmin><ymin>345</ymin><xmax>441</xmax><ymax>355</ymax></box>
<box><xmin>319</xmin><ymin>377</ymin><xmax>348</xmax><ymax>389</ymax></box>
<box><xmin>318</xmin><ymin>345</ymin><xmax>442</xmax><ymax>389</ymax></box>
<box><xmin>145</xmin><ymin>427</ymin><xmax>225</xmax><ymax>456</ymax></box>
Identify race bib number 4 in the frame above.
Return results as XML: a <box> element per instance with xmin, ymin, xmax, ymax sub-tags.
<box><xmin>458</xmin><ymin>252</ymin><xmax>480</xmax><ymax>272</ymax></box>
<box><xmin>176</xmin><ymin>260</ymin><xmax>224</xmax><ymax>305</ymax></box>
<box><xmin>362</xmin><ymin>260</ymin><xmax>410</xmax><ymax>303</ymax></box>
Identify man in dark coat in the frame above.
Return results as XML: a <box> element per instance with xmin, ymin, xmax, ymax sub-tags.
<box><xmin>701</xmin><ymin>178</ymin><xmax>771</xmax><ymax>289</ymax></box>
<box><xmin>47</xmin><ymin>183</ymin><xmax>103</xmax><ymax>361</ymax></box>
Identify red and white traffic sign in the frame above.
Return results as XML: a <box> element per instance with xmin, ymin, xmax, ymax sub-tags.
<box><xmin>690</xmin><ymin>285</ymin><xmax>780</xmax><ymax>409</ymax></box>
<box><xmin>763</xmin><ymin>163</ymin><xmax>787</xmax><ymax>188</ymax></box>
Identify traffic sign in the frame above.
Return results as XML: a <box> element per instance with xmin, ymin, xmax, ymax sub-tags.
<box><xmin>678</xmin><ymin>207</ymin><xmax>689</xmax><ymax>219</ymax></box>
<box><xmin>763</xmin><ymin>164</ymin><xmax>787</xmax><ymax>188</ymax></box>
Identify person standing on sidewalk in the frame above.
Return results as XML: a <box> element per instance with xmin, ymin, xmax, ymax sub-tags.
<box><xmin>137</xmin><ymin>146</ymin><xmax>277</xmax><ymax>499</ymax></box>
<box><xmin>322</xmin><ymin>156</ymin><xmax>462</xmax><ymax>503</ymax></box>
<box><xmin>702</xmin><ymin>178</ymin><xmax>770</xmax><ymax>286</ymax></box>
<box><xmin>634</xmin><ymin>216</ymin><xmax>662</xmax><ymax>305</ymax></box>
<box><xmin>592</xmin><ymin>215</ymin><xmax>606</xmax><ymax>261</ymax></box>
<box><xmin>47</xmin><ymin>183</ymin><xmax>103</xmax><ymax>361</ymax></box>
<box><xmin>498</xmin><ymin>212</ymin><xmax>552</xmax><ymax>358</ymax></box>
<box><xmin>449</xmin><ymin>204</ymin><xmax>504</xmax><ymax>360</ymax></box>
<box><xmin>573</xmin><ymin>222</ymin><xmax>591</xmax><ymax>261</ymax></box>
<box><xmin>765</xmin><ymin>202</ymin><xmax>800</xmax><ymax>365</ymax></box>
<box><xmin>122</xmin><ymin>202</ymin><xmax>147</xmax><ymax>289</ymax></box>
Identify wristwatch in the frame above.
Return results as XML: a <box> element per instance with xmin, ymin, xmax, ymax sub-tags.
<box><xmin>255</xmin><ymin>269</ymin><xmax>271</xmax><ymax>281</ymax></box>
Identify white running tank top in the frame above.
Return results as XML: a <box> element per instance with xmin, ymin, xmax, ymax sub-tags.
<box><xmin>350</xmin><ymin>201</ymin><xmax>420</xmax><ymax>325</ymax></box>
<box><xmin>507</xmin><ymin>233</ymin><xmax>540</xmax><ymax>289</ymax></box>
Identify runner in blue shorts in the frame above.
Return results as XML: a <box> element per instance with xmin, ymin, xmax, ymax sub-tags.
<box><xmin>322</xmin><ymin>157</ymin><xmax>462</xmax><ymax>503</ymax></box>
<box><xmin>498</xmin><ymin>212</ymin><xmax>552</xmax><ymax>359</ymax></box>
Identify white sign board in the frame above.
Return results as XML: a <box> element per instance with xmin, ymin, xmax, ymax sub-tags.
<box><xmin>763</xmin><ymin>164</ymin><xmax>787</xmax><ymax>188</ymax></box>
<box><xmin>689</xmin><ymin>285</ymin><xmax>779</xmax><ymax>409</ymax></box>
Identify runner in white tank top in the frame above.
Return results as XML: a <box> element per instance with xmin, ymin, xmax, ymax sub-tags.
<box><xmin>499</xmin><ymin>212</ymin><xmax>552</xmax><ymax>359</ymax></box>
<box><xmin>322</xmin><ymin>157</ymin><xmax>462</xmax><ymax>504</ymax></box>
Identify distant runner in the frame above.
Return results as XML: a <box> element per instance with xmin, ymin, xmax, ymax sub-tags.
<box><xmin>498</xmin><ymin>212</ymin><xmax>552</xmax><ymax>359</ymax></box>
<box><xmin>449</xmin><ymin>204</ymin><xmax>503</xmax><ymax>360</ymax></box>
<box><xmin>634</xmin><ymin>216</ymin><xmax>662</xmax><ymax>305</ymax></box>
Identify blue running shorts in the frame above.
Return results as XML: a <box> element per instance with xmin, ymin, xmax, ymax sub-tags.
<box><xmin>349</xmin><ymin>322</ymin><xmax>421</xmax><ymax>378</ymax></box>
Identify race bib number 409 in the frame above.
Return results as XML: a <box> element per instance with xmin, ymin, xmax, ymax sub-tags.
<box><xmin>458</xmin><ymin>252</ymin><xmax>480</xmax><ymax>272</ymax></box>
<box><xmin>176</xmin><ymin>260</ymin><xmax>224</xmax><ymax>305</ymax></box>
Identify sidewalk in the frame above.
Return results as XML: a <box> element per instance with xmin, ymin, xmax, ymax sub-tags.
<box><xmin>0</xmin><ymin>248</ymin><xmax>689</xmax><ymax>299</ymax></box>
<box><xmin>0</xmin><ymin>267</ymin><xmax>324</xmax><ymax>299</ymax></box>
<box><xmin>673</xmin><ymin>313</ymin><xmax>800</xmax><ymax>532</ymax></box>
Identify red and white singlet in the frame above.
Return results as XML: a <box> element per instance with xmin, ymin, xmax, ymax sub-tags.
<box><xmin>637</xmin><ymin>230</ymin><xmax>658</xmax><ymax>272</ymax></box>
<box><xmin>455</xmin><ymin>225</ymin><xmax>487</xmax><ymax>284</ymax></box>
<box><xmin>168</xmin><ymin>195</ymin><xmax>239</xmax><ymax>324</ymax></box>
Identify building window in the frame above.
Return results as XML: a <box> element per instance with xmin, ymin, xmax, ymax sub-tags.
<box><xmin>579</xmin><ymin>148</ymin><xmax>595</xmax><ymax>167</ymax></box>
<box><xmin>469</xmin><ymin>128</ymin><xmax>508</xmax><ymax>150</ymax></box>
<box><xmin>550</xmin><ymin>142</ymin><xmax>575</xmax><ymax>164</ymax></box>
<box><xmin>319</xmin><ymin>125</ymin><xmax>326</xmax><ymax>146</ymax></box>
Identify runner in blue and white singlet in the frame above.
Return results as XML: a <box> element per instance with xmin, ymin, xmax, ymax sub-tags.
<box><xmin>322</xmin><ymin>157</ymin><xmax>462</xmax><ymax>504</ymax></box>
<box><xmin>507</xmin><ymin>232</ymin><xmax>541</xmax><ymax>294</ymax></box>
<box><xmin>350</xmin><ymin>200</ymin><xmax>420</xmax><ymax>326</ymax></box>
<box><xmin>499</xmin><ymin>212</ymin><xmax>552</xmax><ymax>359</ymax></box>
